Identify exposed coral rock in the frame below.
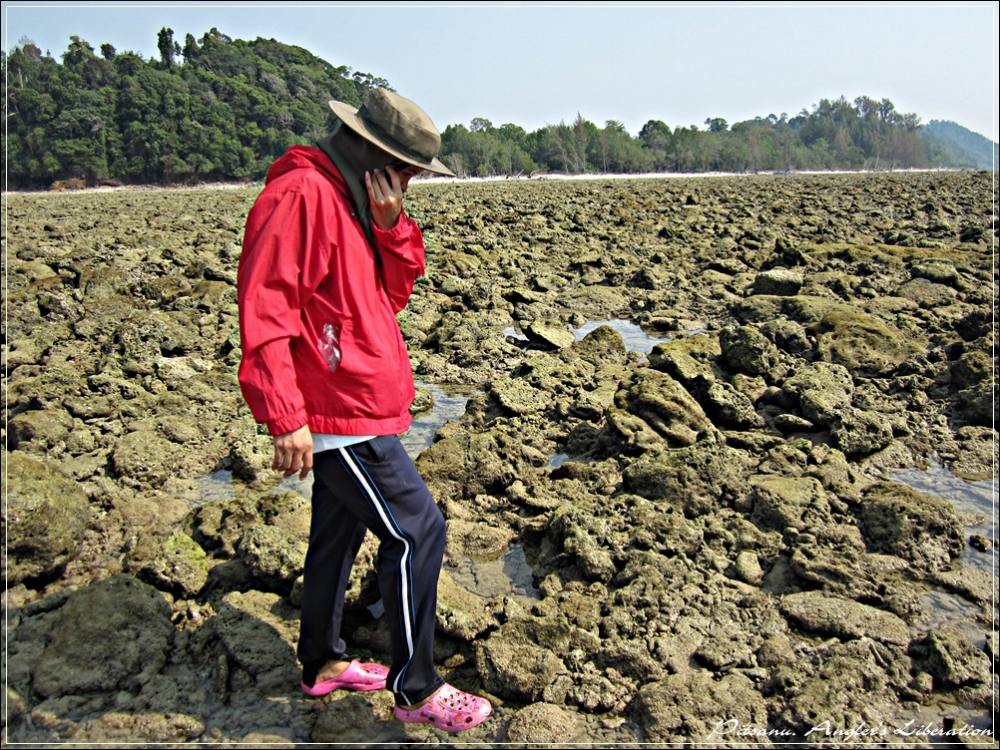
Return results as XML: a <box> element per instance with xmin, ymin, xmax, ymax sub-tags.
<box><xmin>6</xmin><ymin>451</ymin><xmax>91</xmax><ymax>585</ymax></box>
<box><xmin>857</xmin><ymin>481</ymin><xmax>965</xmax><ymax>573</ymax></box>
<box><xmin>778</xmin><ymin>590</ymin><xmax>910</xmax><ymax>646</ymax></box>
<box><xmin>4</xmin><ymin>172</ymin><xmax>993</xmax><ymax>745</ymax></box>
<box><xmin>32</xmin><ymin>575</ymin><xmax>174</xmax><ymax>698</ymax></box>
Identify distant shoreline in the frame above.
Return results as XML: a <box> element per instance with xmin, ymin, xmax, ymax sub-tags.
<box><xmin>2</xmin><ymin>166</ymin><xmax>979</xmax><ymax>196</ymax></box>
<box><xmin>419</xmin><ymin>167</ymin><xmax>974</xmax><ymax>183</ymax></box>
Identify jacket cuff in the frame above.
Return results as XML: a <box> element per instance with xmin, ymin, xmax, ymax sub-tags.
<box><xmin>267</xmin><ymin>409</ymin><xmax>309</xmax><ymax>437</ymax></box>
<box><xmin>372</xmin><ymin>211</ymin><xmax>415</xmax><ymax>243</ymax></box>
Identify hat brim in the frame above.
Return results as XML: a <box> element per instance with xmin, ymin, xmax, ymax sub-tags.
<box><xmin>327</xmin><ymin>99</ymin><xmax>456</xmax><ymax>177</ymax></box>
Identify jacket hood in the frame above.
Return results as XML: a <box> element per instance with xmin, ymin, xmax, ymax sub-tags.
<box><xmin>264</xmin><ymin>145</ymin><xmax>350</xmax><ymax>199</ymax></box>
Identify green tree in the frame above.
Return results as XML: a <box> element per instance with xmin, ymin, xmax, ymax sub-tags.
<box><xmin>705</xmin><ymin>117</ymin><xmax>728</xmax><ymax>133</ymax></box>
<box><xmin>470</xmin><ymin>117</ymin><xmax>493</xmax><ymax>133</ymax></box>
<box><xmin>637</xmin><ymin>119</ymin><xmax>671</xmax><ymax>170</ymax></box>
<box><xmin>158</xmin><ymin>27</ymin><xmax>175</xmax><ymax>69</ymax></box>
<box><xmin>182</xmin><ymin>33</ymin><xmax>199</xmax><ymax>63</ymax></box>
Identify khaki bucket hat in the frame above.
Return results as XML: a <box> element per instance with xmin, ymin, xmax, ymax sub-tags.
<box><xmin>327</xmin><ymin>88</ymin><xmax>455</xmax><ymax>177</ymax></box>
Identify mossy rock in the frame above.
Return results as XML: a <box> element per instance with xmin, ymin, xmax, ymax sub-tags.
<box><xmin>5</xmin><ymin>450</ymin><xmax>91</xmax><ymax>585</ymax></box>
<box><xmin>32</xmin><ymin>574</ymin><xmax>174</xmax><ymax>698</ymax></box>
<box><xmin>126</xmin><ymin>531</ymin><xmax>211</xmax><ymax>598</ymax></box>
<box><xmin>814</xmin><ymin>308</ymin><xmax>925</xmax><ymax>376</ymax></box>
<box><xmin>623</xmin><ymin>436</ymin><xmax>756</xmax><ymax>516</ymax></box>
<box><xmin>613</xmin><ymin>369</ymin><xmax>712</xmax><ymax>448</ymax></box>
<box><xmin>647</xmin><ymin>333</ymin><xmax>723</xmax><ymax>385</ymax></box>
<box><xmin>857</xmin><ymin>480</ymin><xmax>964</xmax><ymax>573</ymax></box>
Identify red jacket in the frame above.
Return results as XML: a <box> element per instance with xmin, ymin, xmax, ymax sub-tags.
<box><xmin>237</xmin><ymin>145</ymin><xmax>425</xmax><ymax>436</ymax></box>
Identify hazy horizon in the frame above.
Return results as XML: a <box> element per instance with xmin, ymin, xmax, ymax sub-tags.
<box><xmin>4</xmin><ymin>2</ymin><xmax>997</xmax><ymax>142</ymax></box>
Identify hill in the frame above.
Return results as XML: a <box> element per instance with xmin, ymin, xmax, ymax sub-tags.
<box><xmin>921</xmin><ymin>120</ymin><xmax>997</xmax><ymax>170</ymax></box>
<box><xmin>4</xmin><ymin>28</ymin><xmax>386</xmax><ymax>187</ymax></box>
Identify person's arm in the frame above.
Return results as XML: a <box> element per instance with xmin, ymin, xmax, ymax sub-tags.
<box><xmin>237</xmin><ymin>186</ymin><xmax>331</xmax><ymax>436</ymax></box>
<box><xmin>371</xmin><ymin>209</ymin><xmax>426</xmax><ymax>314</ymax></box>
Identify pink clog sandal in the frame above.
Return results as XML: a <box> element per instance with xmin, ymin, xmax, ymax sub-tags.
<box><xmin>393</xmin><ymin>682</ymin><xmax>492</xmax><ymax>733</ymax></box>
<box><xmin>300</xmin><ymin>659</ymin><xmax>389</xmax><ymax>697</ymax></box>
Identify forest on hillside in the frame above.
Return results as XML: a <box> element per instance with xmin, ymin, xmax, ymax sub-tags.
<box><xmin>2</xmin><ymin>29</ymin><xmax>992</xmax><ymax>188</ymax></box>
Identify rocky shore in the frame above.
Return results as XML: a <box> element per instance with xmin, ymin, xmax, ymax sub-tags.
<box><xmin>3</xmin><ymin>170</ymin><xmax>997</xmax><ymax>746</ymax></box>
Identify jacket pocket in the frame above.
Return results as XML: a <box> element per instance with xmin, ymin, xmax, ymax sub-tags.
<box><xmin>317</xmin><ymin>320</ymin><xmax>343</xmax><ymax>373</ymax></box>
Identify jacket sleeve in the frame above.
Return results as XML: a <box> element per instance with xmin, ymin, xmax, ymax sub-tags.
<box><xmin>371</xmin><ymin>209</ymin><xmax>426</xmax><ymax>314</ymax></box>
<box><xmin>237</xmin><ymin>186</ymin><xmax>331</xmax><ymax>436</ymax></box>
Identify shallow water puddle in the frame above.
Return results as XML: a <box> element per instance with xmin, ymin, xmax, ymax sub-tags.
<box><xmin>910</xmin><ymin>589</ymin><xmax>989</xmax><ymax>651</ymax></box>
<box><xmin>193</xmin><ymin>379</ymin><xmax>476</xmax><ymax>505</ymax></box>
<box><xmin>549</xmin><ymin>452</ymin><xmax>569</xmax><ymax>468</ymax></box>
<box><xmin>401</xmin><ymin>380</ymin><xmax>478</xmax><ymax>457</ymax></box>
<box><xmin>445</xmin><ymin>542</ymin><xmax>541</xmax><ymax>599</ymax></box>
<box><xmin>570</xmin><ymin>318</ymin><xmax>670</xmax><ymax>353</ymax></box>
<box><xmin>873</xmin><ymin>459</ymin><xmax>998</xmax><ymax>739</ymax></box>
<box><xmin>505</xmin><ymin>318</ymin><xmax>669</xmax><ymax>353</ymax></box>
<box><xmin>194</xmin><ymin>468</ymin><xmax>235</xmax><ymax>508</ymax></box>
<box><xmin>887</xmin><ymin>457</ymin><xmax>996</xmax><ymax>677</ymax></box>
<box><xmin>887</xmin><ymin>457</ymin><xmax>997</xmax><ymax>574</ymax></box>
<box><xmin>507</xmin><ymin>318</ymin><xmax>703</xmax><ymax>362</ymax></box>
<box><xmin>503</xmin><ymin>325</ymin><xmax>529</xmax><ymax>341</ymax></box>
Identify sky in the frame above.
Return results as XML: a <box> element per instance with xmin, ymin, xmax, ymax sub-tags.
<box><xmin>4</xmin><ymin>1</ymin><xmax>998</xmax><ymax>142</ymax></box>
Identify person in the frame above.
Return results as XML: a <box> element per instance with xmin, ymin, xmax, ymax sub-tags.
<box><xmin>236</xmin><ymin>88</ymin><xmax>492</xmax><ymax>733</ymax></box>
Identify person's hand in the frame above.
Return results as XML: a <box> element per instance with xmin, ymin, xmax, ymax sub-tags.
<box><xmin>365</xmin><ymin>164</ymin><xmax>421</xmax><ymax>230</ymax></box>
<box><xmin>272</xmin><ymin>424</ymin><xmax>313</xmax><ymax>480</ymax></box>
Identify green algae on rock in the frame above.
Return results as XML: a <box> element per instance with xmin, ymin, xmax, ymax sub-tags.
<box><xmin>636</xmin><ymin>670</ymin><xmax>770</xmax><ymax>744</ymax></box>
<box><xmin>622</xmin><ymin>436</ymin><xmax>756</xmax><ymax>516</ymax></box>
<box><xmin>814</xmin><ymin>307</ymin><xmax>926</xmax><ymax>376</ymax></box>
<box><xmin>5</xmin><ymin>451</ymin><xmax>92</xmax><ymax>585</ymax></box>
<box><xmin>647</xmin><ymin>332</ymin><xmax>723</xmax><ymax>385</ymax></box>
<box><xmin>720</xmin><ymin>324</ymin><xmax>783</xmax><ymax>380</ymax></box>
<box><xmin>909</xmin><ymin>626</ymin><xmax>993</xmax><ymax>690</ymax></box>
<box><xmin>211</xmin><ymin>589</ymin><xmax>301</xmax><ymax>694</ymax></box>
<box><xmin>476</xmin><ymin>622</ymin><xmax>571</xmax><ymax>702</ymax></box>
<box><xmin>856</xmin><ymin>481</ymin><xmax>965</xmax><ymax>573</ymax></box>
<box><xmin>125</xmin><ymin>530</ymin><xmax>211</xmax><ymax>599</ymax></box>
<box><xmin>502</xmin><ymin>701</ymin><xmax>590</xmax><ymax>744</ymax></box>
<box><xmin>611</xmin><ymin>368</ymin><xmax>713</xmax><ymax>448</ymax></box>
<box><xmin>748</xmin><ymin>475</ymin><xmax>832</xmax><ymax>532</ymax></box>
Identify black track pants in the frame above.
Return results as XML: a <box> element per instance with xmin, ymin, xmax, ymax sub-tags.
<box><xmin>296</xmin><ymin>434</ymin><xmax>447</xmax><ymax>706</ymax></box>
